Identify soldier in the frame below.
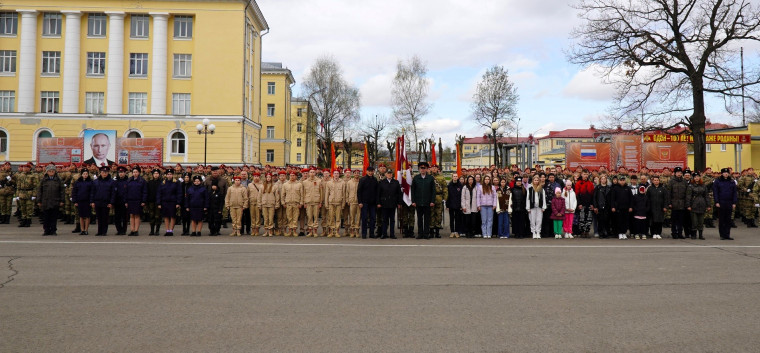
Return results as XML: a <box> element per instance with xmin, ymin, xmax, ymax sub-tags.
<box><xmin>14</xmin><ymin>163</ymin><xmax>37</xmax><ymax>227</ymax></box>
<box><xmin>702</xmin><ymin>167</ymin><xmax>716</xmax><ymax>228</ymax></box>
<box><xmin>319</xmin><ymin>169</ymin><xmax>331</xmax><ymax>236</ymax></box>
<box><xmin>37</xmin><ymin>164</ymin><xmax>64</xmax><ymax>236</ymax></box>
<box><xmin>713</xmin><ymin>168</ymin><xmax>738</xmax><ymax>240</ymax></box>
<box><xmin>344</xmin><ymin>169</ymin><xmax>360</xmax><ymax>238</ymax></box>
<box><xmin>737</xmin><ymin>169</ymin><xmax>756</xmax><ymax>227</ymax></box>
<box><xmin>225</xmin><ymin>176</ymin><xmax>248</xmax><ymax>236</ymax></box>
<box><xmin>157</xmin><ymin>169</ymin><xmax>181</xmax><ymax>236</ymax></box>
<box><xmin>58</xmin><ymin>164</ymin><xmax>72</xmax><ymax>224</ymax></box>
<box><xmin>302</xmin><ymin>169</ymin><xmax>321</xmax><ymax>237</ymax></box>
<box><xmin>274</xmin><ymin>170</ymin><xmax>287</xmax><ymax>235</ymax></box>
<box><xmin>667</xmin><ymin>167</ymin><xmax>689</xmax><ymax>239</ymax></box>
<box><xmin>247</xmin><ymin>172</ymin><xmax>263</xmax><ymax>236</ymax></box>
<box><xmin>0</xmin><ymin>162</ymin><xmax>15</xmax><ymax>224</ymax></box>
<box><xmin>411</xmin><ymin>162</ymin><xmax>435</xmax><ymax>239</ymax></box>
<box><xmin>259</xmin><ymin>173</ymin><xmax>279</xmax><ymax>237</ymax></box>
<box><xmin>112</xmin><ymin>166</ymin><xmax>129</xmax><ymax>235</ymax></box>
<box><xmin>281</xmin><ymin>171</ymin><xmax>304</xmax><ymax>237</ymax></box>
<box><xmin>430</xmin><ymin>165</ymin><xmax>448</xmax><ymax>238</ymax></box>
<box><xmin>90</xmin><ymin>166</ymin><xmax>114</xmax><ymax>236</ymax></box>
<box><xmin>357</xmin><ymin>167</ymin><xmax>379</xmax><ymax>239</ymax></box>
<box><xmin>750</xmin><ymin>172</ymin><xmax>760</xmax><ymax>228</ymax></box>
<box><xmin>324</xmin><ymin>170</ymin><xmax>346</xmax><ymax>237</ymax></box>
<box><xmin>146</xmin><ymin>169</ymin><xmax>162</xmax><ymax>235</ymax></box>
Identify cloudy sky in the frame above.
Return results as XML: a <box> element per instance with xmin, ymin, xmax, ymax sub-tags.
<box><xmin>257</xmin><ymin>0</ymin><xmax>751</xmax><ymax>143</ymax></box>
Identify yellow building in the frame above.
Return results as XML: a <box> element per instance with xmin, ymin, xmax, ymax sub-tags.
<box><xmin>0</xmin><ymin>0</ymin><xmax>268</xmax><ymax>165</ymax></box>
<box><xmin>289</xmin><ymin>98</ymin><xmax>317</xmax><ymax>166</ymax></box>
<box><xmin>461</xmin><ymin>136</ymin><xmax>536</xmax><ymax>167</ymax></box>
<box><xmin>687</xmin><ymin>123</ymin><xmax>760</xmax><ymax>171</ymax></box>
<box><xmin>259</xmin><ymin>62</ymin><xmax>293</xmax><ymax>166</ymax></box>
<box><xmin>536</xmin><ymin>127</ymin><xmax>598</xmax><ymax>165</ymax></box>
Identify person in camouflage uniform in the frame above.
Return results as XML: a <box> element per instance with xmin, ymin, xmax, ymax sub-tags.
<box><xmin>660</xmin><ymin>167</ymin><xmax>672</xmax><ymax>227</ymax></box>
<box><xmin>430</xmin><ymin>165</ymin><xmax>448</xmax><ymax>238</ymax></box>
<box><xmin>702</xmin><ymin>168</ymin><xmax>716</xmax><ymax>228</ymax></box>
<box><xmin>751</xmin><ymin>173</ymin><xmax>760</xmax><ymax>227</ymax></box>
<box><xmin>738</xmin><ymin>168</ymin><xmax>758</xmax><ymax>227</ymax></box>
<box><xmin>59</xmin><ymin>165</ymin><xmax>73</xmax><ymax>224</ymax></box>
<box><xmin>0</xmin><ymin>162</ymin><xmax>15</xmax><ymax>224</ymax></box>
<box><xmin>14</xmin><ymin>163</ymin><xmax>38</xmax><ymax>227</ymax></box>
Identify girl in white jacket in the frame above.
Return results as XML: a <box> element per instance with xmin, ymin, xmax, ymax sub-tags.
<box><xmin>562</xmin><ymin>180</ymin><xmax>577</xmax><ymax>238</ymax></box>
<box><xmin>526</xmin><ymin>175</ymin><xmax>547</xmax><ymax>239</ymax></box>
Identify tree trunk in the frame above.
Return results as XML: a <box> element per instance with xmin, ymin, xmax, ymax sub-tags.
<box><xmin>691</xmin><ymin>82</ymin><xmax>707</xmax><ymax>172</ymax></box>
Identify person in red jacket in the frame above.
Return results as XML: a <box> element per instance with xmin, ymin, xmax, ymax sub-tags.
<box><xmin>573</xmin><ymin>170</ymin><xmax>595</xmax><ymax>237</ymax></box>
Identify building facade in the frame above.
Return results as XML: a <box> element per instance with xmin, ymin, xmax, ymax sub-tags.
<box><xmin>0</xmin><ymin>0</ymin><xmax>268</xmax><ymax>165</ymax></box>
<box><xmin>259</xmin><ymin>62</ymin><xmax>293</xmax><ymax>166</ymax></box>
<box><xmin>289</xmin><ymin>98</ymin><xmax>317</xmax><ymax>166</ymax></box>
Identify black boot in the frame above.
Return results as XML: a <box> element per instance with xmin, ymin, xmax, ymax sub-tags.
<box><xmin>731</xmin><ymin>219</ymin><xmax>738</xmax><ymax>228</ymax></box>
<box><xmin>748</xmin><ymin>219</ymin><xmax>758</xmax><ymax>228</ymax></box>
<box><xmin>65</xmin><ymin>215</ymin><xmax>74</xmax><ymax>224</ymax></box>
<box><xmin>25</xmin><ymin>219</ymin><xmax>32</xmax><ymax>227</ymax></box>
<box><xmin>72</xmin><ymin>223</ymin><xmax>81</xmax><ymax>233</ymax></box>
<box><xmin>691</xmin><ymin>231</ymin><xmax>696</xmax><ymax>240</ymax></box>
<box><xmin>18</xmin><ymin>218</ymin><xmax>25</xmax><ymax>227</ymax></box>
<box><xmin>698</xmin><ymin>230</ymin><xmax>705</xmax><ymax>240</ymax></box>
<box><xmin>705</xmin><ymin>218</ymin><xmax>715</xmax><ymax>228</ymax></box>
<box><xmin>149</xmin><ymin>225</ymin><xmax>155</xmax><ymax>235</ymax></box>
<box><xmin>435</xmin><ymin>228</ymin><xmax>441</xmax><ymax>238</ymax></box>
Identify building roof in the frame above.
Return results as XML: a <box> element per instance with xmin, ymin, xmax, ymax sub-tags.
<box><xmin>462</xmin><ymin>136</ymin><xmax>535</xmax><ymax>145</ymax></box>
<box><xmin>245</xmin><ymin>0</ymin><xmax>269</xmax><ymax>31</ymax></box>
<box><xmin>537</xmin><ymin>128</ymin><xmax>599</xmax><ymax>140</ymax></box>
<box><xmin>262</xmin><ymin>62</ymin><xmax>295</xmax><ymax>83</ymax></box>
<box><xmin>668</xmin><ymin>121</ymin><xmax>732</xmax><ymax>134</ymax></box>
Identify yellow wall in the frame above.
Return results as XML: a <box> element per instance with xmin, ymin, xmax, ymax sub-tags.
<box><xmin>687</xmin><ymin>124</ymin><xmax>760</xmax><ymax>171</ymax></box>
<box><xmin>259</xmin><ymin>69</ymin><xmax>293</xmax><ymax>166</ymax></box>
<box><xmin>289</xmin><ymin>100</ymin><xmax>316</xmax><ymax>165</ymax></box>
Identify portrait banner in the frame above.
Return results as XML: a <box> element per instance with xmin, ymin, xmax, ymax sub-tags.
<box><xmin>36</xmin><ymin>137</ymin><xmax>84</xmax><ymax>165</ymax></box>
<box><xmin>116</xmin><ymin>138</ymin><xmax>163</xmax><ymax>166</ymax></box>
<box><xmin>565</xmin><ymin>143</ymin><xmax>610</xmax><ymax>170</ymax></box>
<box><xmin>82</xmin><ymin>130</ymin><xmax>117</xmax><ymax>167</ymax></box>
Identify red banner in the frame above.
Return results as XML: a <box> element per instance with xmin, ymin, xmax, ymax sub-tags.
<box><xmin>643</xmin><ymin>134</ymin><xmax>751</xmax><ymax>144</ymax></box>
<box><xmin>116</xmin><ymin>138</ymin><xmax>163</xmax><ymax>166</ymax></box>
<box><xmin>565</xmin><ymin>143</ymin><xmax>610</xmax><ymax>170</ymax></box>
<box><xmin>37</xmin><ymin>137</ymin><xmax>84</xmax><ymax>165</ymax></box>
<box><xmin>610</xmin><ymin>135</ymin><xmax>641</xmax><ymax>170</ymax></box>
<box><xmin>642</xmin><ymin>142</ymin><xmax>688</xmax><ymax>171</ymax></box>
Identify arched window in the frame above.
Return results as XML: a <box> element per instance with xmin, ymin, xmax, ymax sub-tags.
<box><xmin>0</xmin><ymin>129</ymin><xmax>8</xmax><ymax>154</ymax></box>
<box><xmin>125</xmin><ymin>129</ymin><xmax>142</xmax><ymax>138</ymax></box>
<box><xmin>171</xmin><ymin>131</ymin><xmax>186</xmax><ymax>154</ymax></box>
<box><xmin>32</xmin><ymin>128</ymin><xmax>54</xmax><ymax>160</ymax></box>
<box><xmin>38</xmin><ymin>130</ymin><xmax>52</xmax><ymax>138</ymax></box>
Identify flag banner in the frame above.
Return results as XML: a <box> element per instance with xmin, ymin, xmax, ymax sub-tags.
<box><xmin>363</xmin><ymin>143</ymin><xmax>369</xmax><ymax>175</ymax></box>
<box><xmin>431</xmin><ymin>142</ymin><xmax>436</xmax><ymax>166</ymax></box>
<box><xmin>642</xmin><ymin>142</ymin><xmax>687</xmax><ymax>171</ymax></box>
<box><xmin>643</xmin><ymin>134</ymin><xmax>751</xmax><ymax>144</ymax></box>
<box><xmin>396</xmin><ymin>135</ymin><xmax>412</xmax><ymax>206</ymax></box>
<box><xmin>330</xmin><ymin>142</ymin><xmax>336</xmax><ymax>173</ymax></box>
<box><xmin>565</xmin><ymin>143</ymin><xmax>610</xmax><ymax>170</ymax></box>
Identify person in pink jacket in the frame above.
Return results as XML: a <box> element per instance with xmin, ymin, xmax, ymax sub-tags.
<box><xmin>562</xmin><ymin>180</ymin><xmax>577</xmax><ymax>238</ymax></box>
<box><xmin>550</xmin><ymin>187</ymin><xmax>565</xmax><ymax>239</ymax></box>
<box><xmin>476</xmin><ymin>175</ymin><xmax>498</xmax><ymax>238</ymax></box>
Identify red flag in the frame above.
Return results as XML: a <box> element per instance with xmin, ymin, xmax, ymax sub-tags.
<box><xmin>396</xmin><ymin>135</ymin><xmax>412</xmax><ymax>206</ymax></box>
<box><xmin>430</xmin><ymin>142</ymin><xmax>436</xmax><ymax>166</ymax></box>
<box><xmin>363</xmin><ymin>143</ymin><xmax>369</xmax><ymax>175</ymax></box>
<box><xmin>456</xmin><ymin>143</ymin><xmax>462</xmax><ymax>177</ymax></box>
<box><xmin>330</xmin><ymin>142</ymin><xmax>336</xmax><ymax>173</ymax></box>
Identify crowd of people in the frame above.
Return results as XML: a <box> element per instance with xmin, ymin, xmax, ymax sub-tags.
<box><xmin>0</xmin><ymin>161</ymin><xmax>757</xmax><ymax>241</ymax></box>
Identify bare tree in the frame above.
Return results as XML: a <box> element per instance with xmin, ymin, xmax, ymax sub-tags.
<box><xmin>569</xmin><ymin>0</ymin><xmax>760</xmax><ymax>171</ymax></box>
<box><xmin>749</xmin><ymin>100</ymin><xmax>760</xmax><ymax>123</ymax></box>
<box><xmin>360</xmin><ymin>114</ymin><xmax>388</xmax><ymax>165</ymax></box>
<box><xmin>386</xmin><ymin>140</ymin><xmax>396</xmax><ymax>162</ymax></box>
<box><xmin>471</xmin><ymin>65</ymin><xmax>520</xmax><ymax>167</ymax></box>
<box><xmin>302</xmin><ymin>56</ymin><xmax>361</xmax><ymax>168</ymax></box>
<box><xmin>392</xmin><ymin>55</ymin><xmax>432</xmax><ymax>162</ymax></box>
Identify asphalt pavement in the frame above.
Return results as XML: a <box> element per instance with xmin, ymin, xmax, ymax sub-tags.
<box><xmin>1</xmin><ymin>220</ymin><xmax>759</xmax><ymax>352</ymax></box>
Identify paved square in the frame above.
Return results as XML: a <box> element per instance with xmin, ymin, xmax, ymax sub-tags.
<box><xmin>1</xmin><ymin>224</ymin><xmax>759</xmax><ymax>352</ymax></box>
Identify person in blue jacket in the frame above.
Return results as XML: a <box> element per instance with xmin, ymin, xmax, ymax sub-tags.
<box><xmin>72</xmin><ymin>168</ymin><xmax>93</xmax><ymax>235</ymax></box>
<box><xmin>157</xmin><ymin>169</ymin><xmax>180</xmax><ymax>236</ymax></box>
<box><xmin>185</xmin><ymin>175</ymin><xmax>209</xmax><ymax>236</ymax></box>
<box><xmin>90</xmin><ymin>166</ymin><xmax>114</xmax><ymax>236</ymax></box>
<box><xmin>713</xmin><ymin>168</ymin><xmax>738</xmax><ymax>240</ymax></box>
<box><xmin>111</xmin><ymin>166</ymin><xmax>129</xmax><ymax>235</ymax></box>
<box><xmin>125</xmin><ymin>166</ymin><xmax>148</xmax><ymax>236</ymax></box>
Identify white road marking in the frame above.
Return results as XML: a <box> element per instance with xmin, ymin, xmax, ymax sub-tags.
<box><xmin>0</xmin><ymin>240</ymin><xmax>759</xmax><ymax>248</ymax></box>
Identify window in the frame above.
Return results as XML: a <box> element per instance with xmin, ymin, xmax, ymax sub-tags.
<box><xmin>0</xmin><ymin>50</ymin><xmax>15</xmax><ymax>74</ymax></box>
<box><xmin>85</xmin><ymin>92</ymin><xmax>104</xmax><ymax>114</ymax></box>
<box><xmin>172</xmin><ymin>93</ymin><xmax>191</xmax><ymax>115</ymax></box>
<box><xmin>128</xmin><ymin>92</ymin><xmax>147</xmax><ymax>114</ymax></box>
<box><xmin>173</xmin><ymin>54</ymin><xmax>191</xmax><ymax>78</ymax></box>
<box><xmin>87</xmin><ymin>13</ymin><xmax>106</xmax><ymax>37</ymax></box>
<box><xmin>126</xmin><ymin>130</ymin><xmax>142</xmax><ymax>138</ymax></box>
<box><xmin>171</xmin><ymin>131</ymin><xmax>186</xmax><ymax>154</ymax></box>
<box><xmin>267</xmin><ymin>82</ymin><xmax>275</xmax><ymax>95</ymax></box>
<box><xmin>173</xmin><ymin>16</ymin><xmax>193</xmax><ymax>38</ymax></box>
<box><xmin>0</xmin><ymin>130</ymin><xmax>6</xmax><ymax>153</ymax></box>
<box><xmin>0</xmin><ymin>91</ymin><xmax>14</xmax><ymax>112</ymax></box>
<box><xmin>297</xmin><ymin>138</ymin><xmax>302</xmax><ymax>147</ymax></box>
<box><xmin>296</xmin><ymin>153</ymin><xmax>302</xmax><ymax>162</ymax></box>
<box><xmin>0</xmin><ymin>12</ymin><xmax>17</xmax><ymax>36</ymax></box>
<box><xmin>721</xmin><ymin>144</ymin><xmax>727</xmax><ymax>152</ymax></box>
<box><xmin>40</xmin><ymin>91</ymin><xmax>59</xmax><ymax>113</ymax></box>
<box><xmin>706</xmin><ymin>144</ymin><xmax>711</xmax><ymax>153</ymax></box>
<box><xmin>266</xmin><ymin>149</ymin><xmax>274</xmax><ymax>163</ymax></box>
<box><xmin>130</xmin><ymin>14</ymin><xmax>149</xmax><ymax>38</ymax></box>
<box><xmin>296</xmin><ymin>123</ymin><xmax>303</xmax><ymax>132</ymax></box>
<box><xmin>297</xmin><ymin>108</ymin><xmax>303</xmax><ymax>117</ymax></box>
<box><xmin>86</xmin><ymin>52</ymin><xmax>105</xmax><ymax>75</ymax></box>
<box><xmin>267</xmin><ymin>104</ymin><xmax>274</xmax><ymax>117</ymax></box>
<box><xmin>556</xmin><ymin>140</ymin><xmax>565</xmax><ymax>146</ymax></box>
<box><xmin>42</xmin><ymin>13</ymin><xmax>62</xmax><ymax>36</ymax></box>
<box><xmin>130</xmin><ymin>53</ymin><xmax>148</xmax><ymax>77</ymax></box>
<box><xmin>266</xmin><ymin>126</ymin><xmax>275</xmax><ymax>139</ymax></box>
<box><xmin>41</xmin><ymin>51</ymin><xmax>61</xmax><ymax>75</ymax></box>
<box><xmin>38</xmin><ymin>130</ymin><xmax>52</xmax><ymax>138</ymax></box>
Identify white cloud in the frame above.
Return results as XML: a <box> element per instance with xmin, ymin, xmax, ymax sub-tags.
<box><xmin>562</xmin><ymin>65</ymin><xmax>617</xmax><ymax>101</ymax></box>
<box><xmin>359</xmin><ymin>74</ymin><xmax>393</xmax><ymax>107</ymax></box>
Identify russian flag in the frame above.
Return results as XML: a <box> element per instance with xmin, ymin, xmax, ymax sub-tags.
<box><xmin>580</xmin><ymin>148</ymin><xmax>597</xmax><ymax>160</ymax></box>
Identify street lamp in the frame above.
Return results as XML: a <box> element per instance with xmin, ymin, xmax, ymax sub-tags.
<box><xmin>490</xmin><ymin>121</ymin><xmax>500</xmax><ymax>168</ymax></box>
<box><xmin>196</xmin><ymin>118</ymin><xmax>216</xmax><ymax>166</ymax></box>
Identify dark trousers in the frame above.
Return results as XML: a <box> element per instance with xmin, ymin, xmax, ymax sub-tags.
<box><xmin>208</xmin><ymin>210</ymin><xmax>222</xmax><ymax>234</ymax></box>
<box><xmin>541</xmin><ymin>209</ymin><xmax>553</xmax><ymax>237</ymax></box>
<box><xmin>380</xmin><ymin>207</ymin><xmax>396</xmax><ymax>238</ymax></box>
<box><xmin>449</xmin><ymin>208</ymin><xmax>464</xmax><ymax>234</ymax></box>
<box><xmin>650</xmin><ymin>221</ymin><xmax>663</xmax><ymax>236</ymax></box>
<box><xmin>95</xmin><ymin>205</ymin><xmax>109</xmax><ymax>235</ymax></box>
<box><xmin>361</xmin><ymin>204</ymin><xmax>376</xmax><ymax>237</ymax></box>
<box><xmin>717</xmin><ymin>205</ymin><xmax>733</xmax><ymax>238</ymax></box>
<box><xmin>113</xmin><ymin>203</ymin><xmax>128</xmax><ymax>234</ymax></box>
<box><xmin>464</xmin><ymin>212</ymin><xmax>477</xmax><ymax>237</ymax></box>
<box><xmin>511</xmin><ymin>210</ymin><xmax>528</xmax><ymax>238</ymax></box>
<box><xmin>596</xmin><ymin>209</ymin><xmax>610</xmax><ymax>237</ymax></box>
<box><xmin>683</xmin><ymin>209</ymin><xmax>692</xmax><ymax>236</ymax></box>
<box><xmin>614</xmin><ymin>210</ymin><xmax>629</xmax><ymax>234</ymax></box>
<box><xmin>632</xmin><ymin>218</ymin><xmax>648</xmax><ymax>235</ymax></box>
<box><xmin>671</xmin><ymin>209</ymin><xmax>686</xmax><ymax>236</ymax></box>
<box><xmin>415</xmin><ymin>205</ymin><xmax>431</xmax><ymax>238</ymax></box>
<box><xmin>41</xmin><ymin>208</ymin><xmax>58</xmax><ymax>234</ymax></box>
<box><xmin>241</xmin><ymin>209</ymin><xmax>251</xmax><ymax>233</ymax></box>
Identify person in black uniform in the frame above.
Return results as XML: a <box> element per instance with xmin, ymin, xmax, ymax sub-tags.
<box><xmin>611</xmin><ymin>175</ymin><xmax>633</xmax><ymax>239</ymax></box>
<box><xmin>146</xmin><ymin>169</ymin><xmax>162</xmax><ymax>235</ymax></box>
<box><xmin>179</xmin><ymin>172</ymin><xmax>192</xmax><ymax>235</ymax></box>
<box><xmin>377</xmin><ymin>168</ymin><xmax>402</xmax><ymax>239</ymax></box>
<box><xmin>125</xmin><ymin>166</ymin><xmax>147</xmax><ymax>236</ymax></box>
<box><xmin>90</xmin><ymin>166</ymin><xmax>114</xmax><ymax>236</ymax></box>
<box><xmin>207</xmin><ymin>180</ymin><xmax>224</xmax><ymax>236</ymax></box>
<box><xmin>411</xmin><ymin>162</ymin><xmax>435</xmax><ymax>239</ymax></box>
<box><xmin>37</xmin><ymin>164</ymin><xmax>64</xmax><ymax>236</ymax></box>
<box><xmin>157</xmin><ymin>170</ymin><xmax>180</xmax><ymax>236</ymax></box>
<box><xmin>112</xmin><ymin>166</ymin><xmax>129</xmax><ymax>235</ymax></box>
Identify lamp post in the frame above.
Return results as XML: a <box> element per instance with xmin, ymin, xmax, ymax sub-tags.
<box><xmin>196</xmin><ymin>118</ymin><xmax>216</xmax><ymax>166</ymax></box>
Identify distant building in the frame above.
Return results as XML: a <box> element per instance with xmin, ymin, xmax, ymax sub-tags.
<box><xmin>260</xmin><ymin>62</ymin><xmax>294</xmax><ymax>166</ymax></box>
